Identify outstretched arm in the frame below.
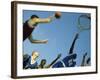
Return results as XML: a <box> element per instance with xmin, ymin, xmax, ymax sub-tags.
<box><xmin>28</xmin><ymin>34</ymin><xmax>48</xmax><ymax>44</ymax></box>
<box><xmin>35</xmin><ymin>15</ymin><xmax>55</xmax><ymax>23</ymax></box>
<box><xmin>34</xmin><ymin>12</ymin><xmax>61</xmax><ymax>23</ymax></box>
<box><xmin>46</xmin><ymin>54</ymin><xmax>61</xmax><ymax>68</ymax></box>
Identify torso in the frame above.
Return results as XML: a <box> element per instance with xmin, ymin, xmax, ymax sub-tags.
<box><xmin>23</xmin><ymin>20</ymin><xmax>36</xmax><ymax>41</ymax></box>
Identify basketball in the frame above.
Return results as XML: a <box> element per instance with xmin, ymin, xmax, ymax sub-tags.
<box><xmin>55</xmin><ymin>12</ymin><xmax>61</xmax><ymax>19</ymax></box>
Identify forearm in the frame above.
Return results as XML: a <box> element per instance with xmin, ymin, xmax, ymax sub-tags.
<box><xmin>28</xmin><ymin>34</ymin><xmax>48</xmax><ymax>44</ymax></box>
<box><xmin>81</xmin><ymin>53</ymin><xmax>87</xmax><ymax>66</ymax></box>
<box><xmin>36</xmin><ymin>15</ymin><xmax>55</xmax><ymax>23</ymax></box>
<box><xmin>30</xmin><ymin>39</ymin><xmax>48</xmax><ymax>44</ymax></box>
<box><xmin>46</xmin><ymin>56</ymin><xmax>60</xmax><ymax>68</ymax></box>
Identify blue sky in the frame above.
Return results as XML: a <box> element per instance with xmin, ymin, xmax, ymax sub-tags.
<box><xmin>23</xmin><ymin>10</ymin><xmax>91</xmax><ymax>66</ymax></box>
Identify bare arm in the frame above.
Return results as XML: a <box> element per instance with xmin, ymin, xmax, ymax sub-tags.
<box><xmin>35</xmin><ymin>16</ymin><xmax>55</xmax><ymax>23</ymax></box>
<box><xmin>28</xmin><ymin>34</ymin><xmax>48</xmax><ymax>44</ymax></box>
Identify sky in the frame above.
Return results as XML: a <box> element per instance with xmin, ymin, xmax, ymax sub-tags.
<box><xmin>23</xmin><ymin>10</ymin><xmax>91</xmax><ymax>67</ymax></box>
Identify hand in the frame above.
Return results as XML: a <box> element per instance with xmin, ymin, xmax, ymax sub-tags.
<box><xmin>83</xmin><ymin>52</ymin><xmax>87</xmax><ymax>58</ymax></box>
<box><xmin>75</xmin><ymin>33</ymin><xmax>79</xmax><ymax>39</ymax></box>
<box><xmin>57</xmin><ymin>54</ymin><xmax>61</xmax><ymax>58</ymax></box>
<box><xmin>48</xmin><ymin>15</ymin><xmax>55</xmax><ymax>21</ymax></box>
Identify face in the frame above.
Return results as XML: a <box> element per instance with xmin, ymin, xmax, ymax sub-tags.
<box><xmin>31</xmin><ymin>18</ymin><xmax>39</xmax><ymax>27</ymax></box>
<box><xmin>31</xmin><ymin>18</ymin><xmax>38</xmax><ymax>22</ymax></box>
<box><xmin>32</xmin><ymin>51</ymin><xmax>39</xmax><ymax>60</ymax></box>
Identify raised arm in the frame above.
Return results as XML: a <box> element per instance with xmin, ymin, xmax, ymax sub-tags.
<box><xmin>46</xmin><ymin>54</ymin><xmax>61</xmax><ymax>68</ymax></box>
<box><xmin>81</xmin><ymin>52</ymin><xmax>87</xmax><ymax>66</ymax></box>
<box><xmin>69</xmin><ymin>33</ymin><xmax>79</xmax><ymax>54</ymax></box>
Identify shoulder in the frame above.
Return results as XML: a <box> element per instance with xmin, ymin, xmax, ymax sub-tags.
<box><xmin>23</xmin><ymin>54</ymin><xmax>31</xmax><ymax>61</ymax></box>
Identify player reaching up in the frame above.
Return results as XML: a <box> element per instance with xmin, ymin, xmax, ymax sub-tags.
<box><xmin>23</xmin><ymin>12</ymin><xmax>61</xmax><ymax>44</ymax></box>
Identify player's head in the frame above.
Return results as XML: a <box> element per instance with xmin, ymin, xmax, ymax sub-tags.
<box><xmin>40</xmin><ymin>59</ymin><xmax>46</xmax><ymax>67</ymax></box>
<box><xmin>31</xmin><ymin>51</ymin><xmax>39</xmax><ymax>60</ymax></box>
<box><xmin>31</xmin><ymin>15</ymin><xmax>39</xmax><ymax>19</ymax></box>
<box><xmin>30</xmin><ymin>15</ymin><xmax>39</xmax><ymax>26</ymax></box>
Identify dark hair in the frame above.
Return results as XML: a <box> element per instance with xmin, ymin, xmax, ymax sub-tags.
<box><xmin>41</xmin><ymin>59</ymin><xmax>46</xmax><ymax>62</ymax></box>
<box><xmin>41</xmin><ymin>59</ymin><xmax>46</xmax><ymax>65</ymax></box>
<box><xmin>31</xmin><ymin>15</ymin><xmax>39</xmax><ymax>19</ymax></box>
